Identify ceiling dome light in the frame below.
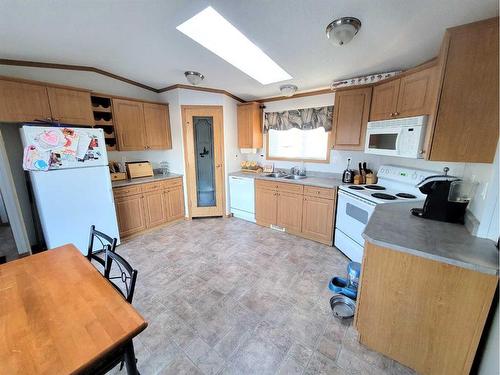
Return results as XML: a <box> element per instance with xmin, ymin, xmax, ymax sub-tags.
<box><xmin>280</xmin><ymin>84</ymin><xmax>298</xmax><ymax>97</ymax></box>
<box><xmin>326</xmin><ymin>17</ymin><xmax>361</xmax><ymax>46</ymax></box>
<box><xmin>184</xmin><ymin>71</ymin><xmax>204</xmax><ymax>85</ymax></box>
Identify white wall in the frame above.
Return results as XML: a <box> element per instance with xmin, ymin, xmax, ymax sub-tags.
<box><xmin>244</xmin><ymin>93</ymin><xmax>497</xmax><ymax>228</ymax></box>
<box><xmin>0</xmin><ymin>65</ymin><xmax>158</xmax><ymax>101</ymax></box>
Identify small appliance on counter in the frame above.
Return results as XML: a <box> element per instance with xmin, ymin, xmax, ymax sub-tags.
<box><xmin>411</xmin><ymin>167</ymin><xmax>472</xmax><ymax>224</ymax></box>
<box><xmin>126</xmin><ymin>161</ymin><xmax>154</xmax><ymax>179</ymax></box>
<box><xmin>342</xmin><ymin>158</ymin><xmax>354</xmax><ymax>183</ymax></box>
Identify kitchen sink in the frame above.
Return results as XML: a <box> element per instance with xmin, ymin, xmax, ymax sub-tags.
<box><xmin>284</xmin><ymin>175</ymin><xmax>307</xmax><ymax>180</ymax></box>
<box><xmin>265</xmin><ymin>172</ymin><xmax>286</xmax><ymax>178</ymax></box>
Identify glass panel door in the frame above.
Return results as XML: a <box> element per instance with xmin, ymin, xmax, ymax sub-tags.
<box><xmin>193</xmin><ymin>116</ymin><xmax>216</xmax><ymax>207</ymax></box>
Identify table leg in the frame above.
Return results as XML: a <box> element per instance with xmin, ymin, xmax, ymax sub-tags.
<box><xmin>124</xmin><ymin>340</ymin><xmax>139</xmax><ymax>375</ymax></box>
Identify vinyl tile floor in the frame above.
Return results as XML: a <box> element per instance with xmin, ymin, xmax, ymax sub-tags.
<box><xmin>107</xmin><ymin>217</ymin><xmax>414</xmax><ymax>375</ymax></box>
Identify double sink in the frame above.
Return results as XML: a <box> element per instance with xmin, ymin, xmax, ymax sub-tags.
<box><xmin>264</xmin><ymin>172</ymin><xmax>307</xmax><ymax>180</ymax></box>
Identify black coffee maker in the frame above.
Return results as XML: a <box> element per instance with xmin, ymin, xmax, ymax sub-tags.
<box><xmin>410</xmin><ymin>167</ymin><xmax>469</xmax><ymax>224</ymax></box>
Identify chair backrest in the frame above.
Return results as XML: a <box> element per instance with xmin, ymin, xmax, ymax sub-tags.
<box><xmin>104</xmin><ymin>250</ymin><xmax>138</xmax><ymax>303</ymax></box>
<box><xmin>87</xmin><ymin>225</ymin><xmax>117</xmax><ymax>270</ymax></box>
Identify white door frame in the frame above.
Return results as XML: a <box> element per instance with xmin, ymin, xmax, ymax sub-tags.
<box><xmin>0</xmin><ymin>131</ymin><xmax>31</xmax><ymax>256</ymax></box>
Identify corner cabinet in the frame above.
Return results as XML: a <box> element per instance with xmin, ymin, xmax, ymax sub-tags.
<box><xmin>255</xmin><ymin>180</ymin><xmax>336</xmax><ymax>245</ymax></box>
<box><xmin>113</xmin><ymin>98</ymin><xmax>172</xmax><ymax>151</ymax></box>
<box><xmin>46</xmin><ymin>87</ymin><xmax>94</xmax><ymax>125</ymax></box>
<box><xmin>237</xmin><ymin>102</ymin><xmax>263</xmax><ymax>148</ymax></box>
<box><xmin>113</xmin><ymin>177</ymin><xmax>184</xmax><ymax>239</ymax></box>
<box><xmin>331</xmin><ymin>87</ymin><xmax>372</xmax><ymax>151</ymax></box>
<box><xmin>429</xmin><ymin>17</ymin><xmax>499</xmax><ymax>163</ymax></box>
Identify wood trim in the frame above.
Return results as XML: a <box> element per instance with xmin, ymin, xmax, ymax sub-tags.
<box><xmin>257</xmin><ymin>88</ymin><xmax>333</xmax><ymax>103</ymax></box>
<box><xmin>158</xmin><ymin>83</ymin><xmax>245</xmax><ymax>103</ymax></box>
<box><xmin>92</xmin><ymin>91</ymin><xmax>168</xmax><ymax>106</ymax></box>
<box><xmin>0</xmin><ymin>74</ymin><xmax>91</xmax><ymax>92</ymax></box>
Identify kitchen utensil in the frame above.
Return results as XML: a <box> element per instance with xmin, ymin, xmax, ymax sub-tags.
<box><xmin>126</xmin><ymin>161</ymin><xmax>154</xmax><ymax>179</ymax></box>
<box><xmin>353</xmin><ymin>175</ymin><xmax>362</xmax><ymax>185</ymax></box>
<box><xmin>330</xmin><ymin>295</ymin><xmax>356</xmax><ymax>319</ymax></box>
<box><xmin>365</xmin><ymin>173</ymin><xmax>377</xmax><ymax>184</ymax></box>
<box><xmin>342</xmin><ymin>158</ymin><xmax>354</xmax><ymax>183</ymax></box>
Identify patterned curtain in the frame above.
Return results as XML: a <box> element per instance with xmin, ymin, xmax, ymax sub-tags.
<box><xmin>264</xmin><ymin>106</ymin><xmax>333</xmax><ymax>132</ymax></box>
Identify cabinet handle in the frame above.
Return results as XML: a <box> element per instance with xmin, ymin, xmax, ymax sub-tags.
<box><xmin>394</xmin><ymin>112</ymin><xmax>400</xmax><ymax>116</ymax></box>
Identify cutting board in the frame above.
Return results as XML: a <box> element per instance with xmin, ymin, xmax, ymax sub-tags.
<box><xmin>126</xmin><ymin>161</ymin><xmax>154</xmax><ymax>179</ymax></box>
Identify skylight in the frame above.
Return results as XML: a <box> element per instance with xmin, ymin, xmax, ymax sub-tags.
<box><xmin>176</xmin><ymin>6</ymin><xmax>292</xmax><ymax>85</ymax></box>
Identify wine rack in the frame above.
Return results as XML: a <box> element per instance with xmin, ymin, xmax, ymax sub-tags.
<box><xmin>91</xmin><ymin>95</ymin><xmax>117</xmax><ymax>151</ymax></box>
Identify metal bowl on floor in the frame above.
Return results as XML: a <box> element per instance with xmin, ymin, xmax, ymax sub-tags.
<box><xmin>330</xmin><ymin>294</ymin><xmax>356</xmax><ymax>319</ymax></box>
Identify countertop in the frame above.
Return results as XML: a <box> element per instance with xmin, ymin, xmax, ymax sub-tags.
<box><xmin>229</xmin><ymin>171</ymin><xmax>345</xmax><ymax>189</ymax></box>
<box><xmin>112</xmin><ymin>173</ymin><xmax>183</xmax><ymax>188</ymax></box>
<box><xmin>363</xmin><ymin>202</ymin><xmax>499</xmax><ymax>275</ymax></box>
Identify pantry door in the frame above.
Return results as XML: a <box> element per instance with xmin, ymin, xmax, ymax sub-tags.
<box><xmin>182</xmin><ymin>105</ymin><xmax>225</xmax><ymax>218</ymax></box>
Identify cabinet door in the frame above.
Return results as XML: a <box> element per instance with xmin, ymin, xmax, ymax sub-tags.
<box><xmin>143</xmin><ymin>191</ymin><xmax>168</xmax><ymax>228</ymax></box>
<box><xmin>237</xmin><ymin>102</ymin><xmax>262</xmax><ymax>148</ymax></box>
<box><xmin>301</xmin><ymin>196</ymin><xmax>335</xmax><ymax>245</ymax></box>
<box><xmin>276</xmin><ymin>192</ymin><xmax>303</xmax><ymax>233</ymax></box>
<box><xmin>369</xmin><ymin>79</ymin><xmax>400</xmax><ymax>121</ymax></box>
<box><xmin>396</xmin><ymin>67</ymin><xmax>437</xmax><ymax>118</ymax></box>
<box><xmin>430</xmin><ymin>18</ymin><xmax>499</xmax><ymax>163</ymax></box>
<box><xmin>0</xmin><ymin>80</ymin><xmax>52</xmax><ymax>122</ymax></box>
<box><xmin>143</xmin><ymin>103</ymin><xmax>172</xmax><ymax>150</ymax></box>
<box><xmin>255</xmin><ymin>187</ymin><xmax>278</xmax><ymax>226</ymax></box>
<box><xmin>165</xmin><ymin>186</ymin><xmax>185</xmax><ymax>221</ymax></box>
<box><xmin>46</xmin><ymin>87</ymin><xmax>93</xmax><ymax>125</ymax></box>
<box><xmin>332</xmin><ymin>87</ymin><xmax>372</xmax><ymax>150</ymax></box>
<box><xmin>113</xmin><ymin>99</ymin><xmax>147</xmax><ymax>151</ymax></box>
<box><xmin>115</xmin><ymin>195</ymin><xmax>146</xmax><ymax>237</ymax></box>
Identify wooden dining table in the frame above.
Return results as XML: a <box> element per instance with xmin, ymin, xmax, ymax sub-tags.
<box><xmin>0</xmin><ymin>244</ymin><xmax>147</xmax><ymax>374</ymax></box>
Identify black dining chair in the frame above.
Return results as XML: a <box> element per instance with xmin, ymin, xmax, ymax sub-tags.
<box><xmin>87</xmin><ymin>225</ymin><xmax>117</xmax><ymax>273</ymax></box>
<box><xmin>104</xmin><ymin>250</ymin><xmax>138</xmax><ymax>304</ymax></box>
<box><xmin>82</xmin><ymin>250</ymin><xmax>140</xmax><ymax>375</ymax></box>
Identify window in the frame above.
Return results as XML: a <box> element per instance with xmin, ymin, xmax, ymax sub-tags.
<box><xmin>267</xmin><ymin>127</ymin><xmax>330</xmax><ymax>162</ymax></box>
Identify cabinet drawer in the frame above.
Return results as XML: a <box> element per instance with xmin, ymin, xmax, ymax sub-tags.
<box><xmin>304</xmin><ymin>186</ymin><xmax>336</xmax><ymax>200</ymax></box>
<box><xmin>163</xmin><ymin>178</ymin><xmax>183</xmax><ymax>189</ymax></box>
<box><xmin>113</xmin><ymin>185</ymin><xmax>142</xmax><ymax>198</ymax></box>
<box><xmin>276</xmin><ymin>182</ymin><xmax>303</xmax><ymax>194</ymax></box>
<box><xmin>141</xmin><ymin>182</ymin><xmax>164</xmax><ymax>193</ymax></box>
<box><xmin>256</xmin><ymin>179</ymin><xmax>279</xmax><ymax>190</ymax></box>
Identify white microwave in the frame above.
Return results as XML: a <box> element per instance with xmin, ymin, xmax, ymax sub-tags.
<box><xmin>364</xmin><ymin>115</ymin><xmax>427</xmax><ymax>158</ymax></box>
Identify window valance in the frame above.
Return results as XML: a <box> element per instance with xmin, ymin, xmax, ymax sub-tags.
<box><xmin>264</xmin><ymin>105</ymin><xmax>333</xmax><ymax>132</ymax></box>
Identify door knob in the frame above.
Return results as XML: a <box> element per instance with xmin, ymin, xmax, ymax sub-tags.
<box><xmin>216</xmin><ymin>164</ymin><xmax>222</xmax><ymax>168</ymax></box>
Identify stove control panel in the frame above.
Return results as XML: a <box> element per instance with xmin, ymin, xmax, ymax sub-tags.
<box><xmin>377</xmin><ymin>165</ymin><xmax>435</xmax><ymax>185</ymax></box>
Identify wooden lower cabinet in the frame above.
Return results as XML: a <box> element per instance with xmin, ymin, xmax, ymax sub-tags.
<box><xmin>301</xmin><ymin>195</ymin><xmax>335</xmax><ymax>245</ymax></box>
<box><xmin>144</xmin><ymin>191</ymin><xmax>168</xmax><ymax>228</ymax></box>
<box><xmin>276</xmin><ymin>192</ymin><xmax>303</xmax><ymax>234</ymax></box>
<box><xmin>255</xmin><ymin>187</ymin><xmax>278</xmax><ymax>226</ymax></box>
<box><xmin>165</xmin><ymin>185</ymin><xmax>185</xmax><ymax>221</ymax></box>
<box><xmin>355</xmin><ymin>241</ymin><xmax>498</xmax><ymax>375</ymax></box>
<box><xmin>255</xmin><ymin>180</ymin><xmax>336</xmax><ymax>245</ymax></box>
<box><xmin>115</xmin><ymin>194</ymin><xmax>147</xmax><ymax>238</ymax></box>
<box><xmin>114</xmin><ymin>178</ymin><xmax>185</xmax><ymax>238</ymax></box>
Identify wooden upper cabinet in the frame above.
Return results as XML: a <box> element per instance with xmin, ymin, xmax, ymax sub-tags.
<box><xmin>143</xmin><ymin>103</ymin><xmax>172</xmax><ymax>150</ymax></box>
<box><xmin>396</xmin><ymin>66</ymin><xmax>437</xmax><ymax>118</ymax></box>
<box><xmin>0</xmin><ymin>79</ymin><xmax>51</xmax><ymax>122</ymax></box>
<box><xmin>46</xmin><ymin>87</ymin><xmax>93</xmax><ymax>125</ymax></box>
<box><xmin>332</xmin><ymin>87</ymin><xmax>372</xmax><ymax>150</ymax></box>
<box><xmin>113</xmin><ymin>99</ymin><xmax>147</xmax><ymax>151</ymax></box>
<box><xmin>430</xmin><ymin>17</ymin><xmax>499</xmax><ymax>163</ymax></box>
<box><xmin>369</xmin><ymin>79</ymin><xmax>400</xmax><ymax>121</ymax></box>
<box><xmin>237</xmin><ymin>102</ymin><xmax>263</xmax><ymax>148</ymax></box>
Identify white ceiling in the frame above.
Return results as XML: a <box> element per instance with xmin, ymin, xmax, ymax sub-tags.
<box><xmin>0</xmin><ymin>0</ymin><xmax>498</xmax><ymax>100</ymax></box>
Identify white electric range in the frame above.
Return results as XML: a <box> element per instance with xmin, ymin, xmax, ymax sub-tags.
<box><xmin>334</xmin><ymin>165</ymin><xmax>436</xmax><ymax>262</ymax></box>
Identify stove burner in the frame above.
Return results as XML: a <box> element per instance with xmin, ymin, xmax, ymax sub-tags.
<box><xmin>348</xmin><ymin>186</ymin><xmax>364</xmax><ymax>190</ymax></box>
<box><xmin>371</xmin><ymin>193</ymin><xmax>397</xmax><ymax>200</ymax></box>
<box><xmin>396</xmin><ymin>193</ymin><xmax>417</xmax><ymax>199</ymax></box>
<box><xmin>365</xmin><ymin>184</ymin><xmax>386</xmax><ymax>190</ymax></box>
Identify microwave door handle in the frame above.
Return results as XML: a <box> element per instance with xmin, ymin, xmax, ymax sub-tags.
<box><xmin>395</xmin><ymin>129</ymin><xmax>403</xmax><ymax>155</ymax></box>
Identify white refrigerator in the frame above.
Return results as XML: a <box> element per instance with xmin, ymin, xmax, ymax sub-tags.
<box><xmin>20</xmin><ymin>125</ymin><xmax>120</xmax><ymax>254</ymax></box>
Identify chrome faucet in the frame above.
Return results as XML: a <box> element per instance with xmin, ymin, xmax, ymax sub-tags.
<box><xmin>291</xmin><ymin>166</ymin><xmax>306</xmax><ymax>176</ymax></box>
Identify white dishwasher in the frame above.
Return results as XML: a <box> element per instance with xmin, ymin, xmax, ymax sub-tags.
<box><xmin>229</xmin><ymin>175</ymin><xmax>255</xmax><ymax>222</ymax></box>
